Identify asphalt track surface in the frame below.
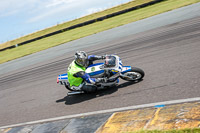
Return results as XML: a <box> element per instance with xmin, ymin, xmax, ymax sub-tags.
<box><xmin>0</xmin><ymin>3</ymin><xmax>200</xmax><ymax>127</ymax></box>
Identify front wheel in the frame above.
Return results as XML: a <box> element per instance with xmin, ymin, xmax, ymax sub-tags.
<box><xmin>120</xmin><ymin>67</ymin><xmax>145</xmax><ymax>81</ymax></box>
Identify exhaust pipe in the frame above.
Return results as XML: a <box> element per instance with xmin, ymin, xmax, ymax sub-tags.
<box><xmin>67</xmin><ymin>91</ymin><xmax>84</xmax><ymax>96</ymax></box>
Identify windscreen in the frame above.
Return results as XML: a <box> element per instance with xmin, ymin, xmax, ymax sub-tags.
<box><xmin>104</xmin><ymin>56</ymin><xmax>116</xmax><ymax>68</ymax></box>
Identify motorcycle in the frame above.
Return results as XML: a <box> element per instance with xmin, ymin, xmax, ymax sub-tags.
<box><xmin>57</xmin><ymin>55</ymin><xmax>145</xmax><ymax>96</ymax></box>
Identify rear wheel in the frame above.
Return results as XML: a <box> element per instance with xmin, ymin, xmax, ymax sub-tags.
<box><xmin>120</xmin><ymin>67</ymin><xmax>145</xmax><ymax>81</ymax></box>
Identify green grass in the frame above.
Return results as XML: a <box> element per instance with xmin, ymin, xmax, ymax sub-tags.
<box><xmin>0</xmin><ymin>0</ymin><xmax>153</xmax><ymax>50</ymax></box>
<box><xmin>0</xmin><ymin>0</ymin><xmax>200</xmax><ymax>64</ymax></box>
<box><xmin>127</xmin><ymin>128</ymin><xmax>200</xmax><ymax>133</ymax></box>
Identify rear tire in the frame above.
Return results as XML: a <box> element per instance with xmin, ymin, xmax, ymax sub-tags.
<box><xmin>120</xmin><ymin>67</ymin><xmax>145</xmax><ymax>81</ymax></box>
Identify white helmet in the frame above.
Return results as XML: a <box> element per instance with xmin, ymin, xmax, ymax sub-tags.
<box><xmin>75</xmin><ymin>51</ymin><xmax>88</xmax><ymax>67</ymax></box>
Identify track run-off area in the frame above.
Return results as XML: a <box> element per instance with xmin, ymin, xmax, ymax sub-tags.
<box><xmin>0</xmin><ymin>3</ymin><xmax>200</xmax><ymax>128</ymax></box>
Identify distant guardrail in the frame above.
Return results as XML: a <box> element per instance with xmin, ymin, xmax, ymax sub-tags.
<box><xmin>0</xmin><ymin>0</ymin><xmax>164</xmax><ymax>52</ymax></box>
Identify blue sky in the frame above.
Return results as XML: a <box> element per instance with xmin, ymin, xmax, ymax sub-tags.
<box><xmin>0</xmin><ymin>0</ymin><xmax>132</xmax><ymax>44</ymax></box>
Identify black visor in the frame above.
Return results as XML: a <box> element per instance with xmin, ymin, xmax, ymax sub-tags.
<box><xmin>76</xmin><ymin>58</ymin><xmax>87</xmax><ymax>67</ymax></box>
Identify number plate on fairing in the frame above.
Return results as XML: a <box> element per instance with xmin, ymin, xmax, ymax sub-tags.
<box><xmin>86</xmin><ymin>63</ymin><xmax>104</xmax><ymax>76</ymax></box>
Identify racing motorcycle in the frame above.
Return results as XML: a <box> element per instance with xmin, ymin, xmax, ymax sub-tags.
<box><xmin>57</xmin><ymin>55</ymin><xmax>145</xmax><ymax>95</ymax></box>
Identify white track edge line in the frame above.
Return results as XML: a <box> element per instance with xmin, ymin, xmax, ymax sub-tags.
<box><xmin>1</xmin><ymin>97</ymin><xmax>200</xmax><ymax>129</ymax></box>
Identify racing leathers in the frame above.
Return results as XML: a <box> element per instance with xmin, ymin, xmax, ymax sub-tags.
<box><xmin>67</xmin><ymin>55</ymin><xmax>105</xmax><ymax>92</ymax></box>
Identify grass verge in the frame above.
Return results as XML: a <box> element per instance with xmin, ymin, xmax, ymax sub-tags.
<box><xmin>0</xmin><ymin>0</ymin><xmax>200</xmax><ymax>64</ymax></box>
<box><xmin>0</xmin><ymin>0</ymin><xmax>154</xmax><ymax>49</ymax></box>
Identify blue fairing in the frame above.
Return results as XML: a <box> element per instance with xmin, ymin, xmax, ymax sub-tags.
<box><xmin>87</xmin><ymin>63</ymin><xmax>104</xmax><ymax>76</ymax></box>
<box><xmin>89</xmin><ymin>70</ymin><xmax>104</xmax><ymax>76</ymax></box>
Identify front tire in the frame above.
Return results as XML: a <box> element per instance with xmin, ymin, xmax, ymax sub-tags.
<box><xmin>120</xmin><ymin>67</ymin><xmax>145</xmax><ymax>81</ymax></box>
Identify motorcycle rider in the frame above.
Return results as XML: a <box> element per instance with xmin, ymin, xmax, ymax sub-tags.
<box><xmin>67</xmin><ymin>51</ymin><xmax>106</xmax><ymax>93</ymax></box>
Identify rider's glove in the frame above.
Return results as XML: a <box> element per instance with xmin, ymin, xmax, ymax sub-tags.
<box><xmin>101</xmin><ymin>55</ymin><xmax>106</xmax><ymax>59</ymax></box>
